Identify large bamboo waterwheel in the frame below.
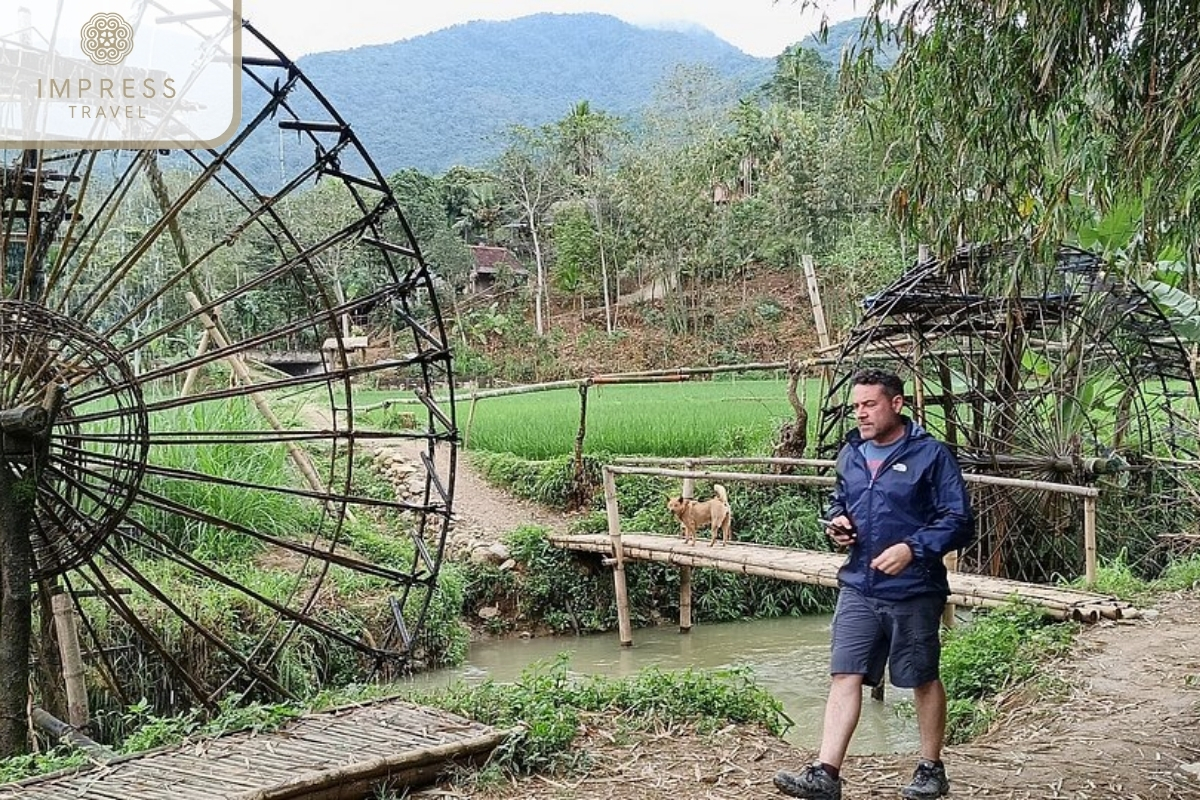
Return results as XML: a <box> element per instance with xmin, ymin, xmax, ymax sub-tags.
<box><xmin>0</xmin><ymin>10</ymin><xmax>456</xmax><ymax>751</ymax></box>
<box><xmin>818</xmin><ymin>244</ymin><xmax>1199</xmax><ymax>583</ymax></box>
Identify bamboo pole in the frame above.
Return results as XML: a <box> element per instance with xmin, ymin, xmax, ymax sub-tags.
<box><xmin>363</xmin><ymin>361</ymin><xmax>805</xmax><ymax>407</ymax></box>
<box><xmin>608</xmin><ymin>459</ymin><xmax>1102</xmax><ymax>497</ymax></box>
<box><xmin>185</xmin><ymin>292</ymin><xmax>335</xmax><ymax>508</ymax></box>
<box><xmin>802</xmin><ymin>255</ymin><xmax>831</xmax><ymax>350</ymax></box>
<box><xmin>613</xmin><ymin>456</ymin><xmax>836</xmax><ymax>469</ymax></box>
<box><xmin>463</xmin><ymin>391</ymin><xmax>479</xmax><ymax>448</ymax></box>
<box><xmin>50</xmin><ymin>592</ymin><xmax>88</xmax><ymax>731</ymax></box>
<box><xmin>608</xmin><ymin>465</ymin><xmax>836</xmax><ymax>487</ymax></box>
<box><xmin>679</xmin><ymin>467</ymin><xmax>695</xmax><ymax>634</ymax></box>
<box><xmin>942</xmin><ymin>550</ymin><xmax>959</xmax><ymax>628</ymax></box>
<box><xmin>679</xmin><ymin>566</ymin><xmax>693</xmax><ymax>634</ymax></box>
<box><xmin>30</xmin><ymin>707</ymin><xmax>112</xmax><ymax>761</ymax></box>
<box><xmin>179</xmin><ymin>328</ymin><xmax>210</xmax><ymax>399</ymax></box>
<box><xmin>912</xmin><ymin>335</ymin><xmax>927</xmax><ymax>426</ymax></box>
<box><xmin>572</xmin><ymin>383</ymin><xmax>589</xmax><ymax>506</ymax></box>
<box><xmin>603</xmin><ymin>468</ymin><xmax>633</xmax><ymax>646</ymax></box>
<box><xmin>1083</xmin><ymin>495</ymin><xmax>1098</xmax><ymax>586</ymax></box>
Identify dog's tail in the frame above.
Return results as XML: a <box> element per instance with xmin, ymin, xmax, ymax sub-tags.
<box><xmin>713</xmin><ymin>484</ymin><xmax>728</xmax><ymax>505</ymax></box>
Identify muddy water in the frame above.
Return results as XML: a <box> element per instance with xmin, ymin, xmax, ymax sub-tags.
<box><xmin>400</xmin><ymin>615</ymin><xmax>919</xmax><ymax>754</ymax></box>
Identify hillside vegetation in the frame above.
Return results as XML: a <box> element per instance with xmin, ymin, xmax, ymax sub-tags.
<box><xmin>235</xmin><ymin>14</ymin><xmax>880</xmax><ymax>179</ymax></box>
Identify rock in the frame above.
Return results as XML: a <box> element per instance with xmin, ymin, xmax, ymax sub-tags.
<box><xmin>1177</xmin><ymin>762</ymin><xmax>1200</xmax><ymax>781</ymax></box>
<box><xmin>477</xmin><ymin>606</ymin><xmax>501</xmax><ymax>620</ymax></box>
<box><xmin>487</xmin><ymin>542</ymin><xmax>511</xmax><ymax>561</ymax></box>
<box><xmin>499</xmin><ymin>558</ymin><xmax>516</xmax><ymax>571</ymax></box>
<box><xmin>1141</xmin><ymin>608</ymin><xmax>1160</xmax><ymax>622</ymax></box>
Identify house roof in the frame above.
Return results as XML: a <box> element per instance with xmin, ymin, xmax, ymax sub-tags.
<box><xmin>468</xmin><ymin>245</ymin><xmax>526</xmax><ymax>274</ymax></box>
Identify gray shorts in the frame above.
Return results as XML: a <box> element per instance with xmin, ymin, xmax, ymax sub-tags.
<box><xmin>830</xmin><ymin>587</ymin><xmax>945</xmax><ymax>688</ymax></box>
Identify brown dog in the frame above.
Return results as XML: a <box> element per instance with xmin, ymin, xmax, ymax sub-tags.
<box><xmin>667</xmin><ymin>484</ymin><xmax>731</xmax><ymax>546</ymax></box>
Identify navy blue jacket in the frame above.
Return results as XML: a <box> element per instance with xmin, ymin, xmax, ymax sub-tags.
<box><xmin>827</xmin><ymin>419</ymin><xmax>974</xmax><ymax>600</ymax></box>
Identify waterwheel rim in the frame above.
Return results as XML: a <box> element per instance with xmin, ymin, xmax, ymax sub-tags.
<box><xmin>0</xmin><ymin>11</ymin><xmax>456</xmax><ymax>709</ymax></box>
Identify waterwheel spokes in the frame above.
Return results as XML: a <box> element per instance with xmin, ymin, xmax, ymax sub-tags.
<box><xmin>820</xmin><ymin>243</ymin><xmax>1200</xmax><ymax>582</ymax></box>
<box><xmin>0</xmin><ymin>15</ymin><xmax>457</xmax><ymax>722</ymax></box>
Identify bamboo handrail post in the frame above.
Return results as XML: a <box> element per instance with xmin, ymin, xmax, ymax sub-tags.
<box><xmin>679</xmin><ymin>465</ymin><xmax>695</xmax><ymax>634</ymax></box>
<box><xmin>1083</xmin><ymin>494</ymin><xmax>1098</xmax><ymax>586</ymax></box>
<box><xmin>572</xmin><ymin>383</ymin><xmax>589</xmax><ymax>505</ymax></box>
<box><xmin>463</xmin><ymin>391</ymin><xmax>479</xmax><ymax>448</ymax></box>
<box><xmin>603</xmin><ymin>468</ymin><xmax>633</xmax><ymax>646</ymax></box>
<box><xmin>942</xmin><ymin>550</ymin><xmax>959</xmax><ymax>628</ymax></box>
<box><xmin>678</xmin><ymin>566</ymin><xmax>693</xmax><ymax>634</ymax></box>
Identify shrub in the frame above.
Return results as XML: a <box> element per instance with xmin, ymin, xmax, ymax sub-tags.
<box><xmin>940</xmin><ymin>602</ymin><xmax>1076</xmax><ymax>742</ymax></box>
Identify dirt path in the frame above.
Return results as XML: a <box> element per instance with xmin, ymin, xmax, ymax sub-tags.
<box><xmin>386</xmin><ymin>438</ymin><xmax>570</xmax><ymax>548</ymax></box>
<box><xmin>414</xmin><ymin>590</ymin><xmax>1200</xmax><ymax>799</ymax></box>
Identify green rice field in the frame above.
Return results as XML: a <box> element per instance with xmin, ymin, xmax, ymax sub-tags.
<box><xmin>357</xmin><ymin>380</ymin><xmax>814</xmax><ymax>459</ymax></box>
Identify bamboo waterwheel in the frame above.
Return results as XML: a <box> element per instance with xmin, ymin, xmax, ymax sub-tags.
<box><xmin>818</xmin><ymin>244</ymin><xmax>1200</xmax><ymax>583</ymax></box>
<box><xmin>0</xmin><ymin>11</ymin><xmax>455</xmax><ymax>751</ymax></box>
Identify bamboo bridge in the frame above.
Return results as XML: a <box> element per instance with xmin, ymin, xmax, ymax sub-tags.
<box><xmin>0</xmin><ymin>699</ymin><xmax>506</xmax><ymax>799</ymax></box>
<box><xmin>548</xmin><ymin>533</ymin><xmax>1135</xmax><ymax>632</ymax></box>
<box><xmin>549</xmin><ymin>460</ymin><xmax>1137</xmax><ymax>645</ymax></box>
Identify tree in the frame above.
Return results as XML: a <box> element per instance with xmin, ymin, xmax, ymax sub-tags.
<box><xmin>767</xmin><ymin>45</ymin><xmax>836</xmax><ymax>114</ymax></box>
<box><xmin>556</xmin><ymin>101</ymin><xmax>622</xmax><ymax>180</ymax></box>
<box><xmin>835</xmin><ymin>0</ymin><xmax>1200</xmax><ymax>261</ymax></box>
<box><xmin>494</xmin><ymin>126</ymin><xmax>562</xmax><ymax>336</ymax></box>
<box><xmin>551</xmin><ymin>202</ymin><xmax>598</xmax><ymax>317</ymax></box>
<box><xmin>387</xmin><ymin>169</ymin><xmax>473</xmax><ymax>288</ymax></box>
<box><xmin>553</xmin><ymin>102</ymin><xmax>626</xmax><ymax>332</ymax></box>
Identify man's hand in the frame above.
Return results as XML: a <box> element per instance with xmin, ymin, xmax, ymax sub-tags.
<box><xmin>824</xmin><ymin>515</ymin><xmax>856</xmax><ymax>548</ymax></box>
<box><xmin>870</xmin><ymin>542</ymin><xmax>914</xmax><ymax>575</ymax></box>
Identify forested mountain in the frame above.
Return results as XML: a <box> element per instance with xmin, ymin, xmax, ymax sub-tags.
<box><xmin>286</xmin><ymin>13</ymin><xmax>771</xmax><ymax>175</ymax></box>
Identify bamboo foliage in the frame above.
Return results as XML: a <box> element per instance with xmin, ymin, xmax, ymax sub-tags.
<box><xmin>834</xmin><ymin>0</ymin><xmax>1200</xmax><ymax>257</ymax></box>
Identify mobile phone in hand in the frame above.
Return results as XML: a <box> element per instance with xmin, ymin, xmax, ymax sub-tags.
<box><xmin>818</xmin><ymin>517</ymin><xmax>856</xmax><ymax>539</ymax></box>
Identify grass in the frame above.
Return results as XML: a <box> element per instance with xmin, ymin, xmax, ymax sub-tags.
<box><xmin>940</xmin><ymin>602</ymin><xmax>1077</xmax><ymax>742</ymax></box>
<box><xmin>132</xmin><ymin>398</ymin><xmax>322</xmax><ymax>561</ymax></box>
<box><xmin>1068</xmin><ymin>551</ymin><xmax>1200</xmax><ymax>600</ymax></box>
<box><xmin>357</xmin><ymin>378</ymin><xmax>817</xmax><ymax>459</ymax></box>
<box><xmin>412</xmin><ymin>654</ymin><xmax>789</xmax><ymax>775</ymax></box>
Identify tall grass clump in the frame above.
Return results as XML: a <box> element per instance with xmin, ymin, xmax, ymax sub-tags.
<box><xmin>1158</xmin><ymin>552</ymin><xmax>1200</xmax><ymax>590</ymax></box>
<box><xmin>130</xmin><ymin>398</ymin><xmax>321</xmax><ymax>561</ymax></box>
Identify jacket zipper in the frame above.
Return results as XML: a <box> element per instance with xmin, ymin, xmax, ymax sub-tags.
<box><xmin>856</xmin><ymin>426</ymin><xmax>914</xmax><ymax>593</ymax></box>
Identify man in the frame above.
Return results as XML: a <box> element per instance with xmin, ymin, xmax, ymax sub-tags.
<box><xmin>774</xmin><ymin>369</ymin><xmax>974</xmax><ymax>800</ymax></box>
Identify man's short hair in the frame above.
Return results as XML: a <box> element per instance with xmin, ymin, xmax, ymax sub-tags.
<box><xmin>851</xmin><ymin>369</ymin><xmax>904</xmax><ymax>400</ymax></box>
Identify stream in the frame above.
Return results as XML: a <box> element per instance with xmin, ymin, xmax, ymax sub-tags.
<box><xmin>399</xmin><ymin>614</ymin><xmax>919</xmax><ymax>753</ymax></box>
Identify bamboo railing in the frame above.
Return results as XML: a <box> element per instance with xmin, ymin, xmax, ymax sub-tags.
<box><xmin>569</xmin><ymin>459</ymin><xmax>1112</xmax><ymax>646</ymax></box>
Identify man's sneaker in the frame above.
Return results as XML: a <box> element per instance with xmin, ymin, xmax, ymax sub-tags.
<box><xmin>901</xmin><ymin>759</ymin><xmax>950</xmax><ymax>798</ymax></box>
<box><xmin>773</xmin><ymin>763</ymin><xmax>842</xmax><ymax>799</ymax></box>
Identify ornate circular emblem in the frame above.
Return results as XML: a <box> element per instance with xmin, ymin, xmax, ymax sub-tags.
<box><xmin>80</xmin><ymin>12</ymin><xmax>135</xmax><ymax>66</ymax></box>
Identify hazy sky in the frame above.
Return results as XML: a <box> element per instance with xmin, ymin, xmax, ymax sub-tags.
<box><xmin>239</xmin><ymin>0</ymin><xmax>864</xmax><ymax>59</ymax></box>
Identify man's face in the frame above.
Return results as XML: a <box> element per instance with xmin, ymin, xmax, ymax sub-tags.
<box><xmin>851</xmin><ymin>382</ymin><xmax>905</xmax><ymax>444</ymax></box>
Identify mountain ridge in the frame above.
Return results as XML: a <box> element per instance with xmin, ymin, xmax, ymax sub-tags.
<box><xmin>288</xmin><ymin>13</ymin><xmax>773</xmax><ymax>174</ymax></box>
